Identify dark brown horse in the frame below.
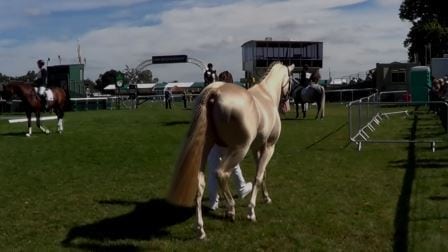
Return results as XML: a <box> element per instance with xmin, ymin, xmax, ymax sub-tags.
<box><xmin>218</xmin><ymin>70</ymin><xmax>234</xmax><ymax>83</ymax></box>
<box><xmin>2</xmin><ymin>81</ymin><xmax>66</xmax><ymax>136</ymax></box>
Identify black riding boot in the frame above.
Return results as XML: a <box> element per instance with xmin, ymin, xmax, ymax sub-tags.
<box><xmin>40</xmin><ymin>95</ymin><xmax>47</xmax><ymax>112</ymax></box>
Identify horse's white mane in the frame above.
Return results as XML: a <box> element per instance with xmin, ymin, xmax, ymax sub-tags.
<box><xmin>260</xmin><ymin>61</ymin><xmax>283</xmax><ymax>81</ymax></box>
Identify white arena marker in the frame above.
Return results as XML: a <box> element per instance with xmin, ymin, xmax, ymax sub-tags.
<box><xmin>8</xmin><ymin>116</ymin><xmax>58</xmax><ymax>124</ymax></box>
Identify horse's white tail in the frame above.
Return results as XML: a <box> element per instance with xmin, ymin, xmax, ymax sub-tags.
<box><xmin>320</xmin><ymin>86</ymin><xmax>326</xmax><ymax>118</ymax></box>
<box><xmin>166</xmin><ymin>88</ymin><xmax>215</xmax><ymax>207</ymax></box>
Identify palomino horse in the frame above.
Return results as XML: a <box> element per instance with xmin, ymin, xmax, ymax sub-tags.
<box><xmin>291</xmin><ymin>82</ymin><xmax>325</xmax><ymax>119</ymax></box>
<box><xmin>2</xmin><ymin>81</ymin><xmax>66</xmax><ymax>136</ymax></box>
<box><xmin>218</xmin><ymin>70</ymin><xmax>234</xmax><ymax>83</ymax></box>
<box><xmin>167</xmin><ymin>62</ymin><xmax>294</xmax><ymax>239</ymax></box>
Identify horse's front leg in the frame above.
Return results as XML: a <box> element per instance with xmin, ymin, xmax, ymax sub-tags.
<box><xmin>295</xmin><ymin>102</ymin><xmax>299</xmax><ymax>118</ymax></box>
<box><xmin>302</xmin><ymin>102</ymin><xmax>307</xmax><ymax>118</ymax></box>
<box><xmin>26</xmin><ymin>111</ymin><xmax>32</xmax><ymax>137</ymax></box>
<box><xmin>55</xmin><ymin>108</ymin><xmax>64</xmax><ymax>134</ymax></box>
<box><xmin>248</xmin><ymin>145</ymin><xmax>275</xmax><ymax>222</ymax></box>
<box><xmin>315</xmin><ymin>102</ymin><xmax>321</xmax><ymax>119</ymax></box>
<box><xmin>196</xmin><ymin>171</ymin><xmax>207</xmax><ymax>240</ymax></box>
<box><xmin>36</xmin><ymin>112</ymin><xmax>50</xmax><ymax>134</ymax></box>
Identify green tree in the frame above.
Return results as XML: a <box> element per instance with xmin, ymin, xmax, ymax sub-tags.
<box><xmin>400</xmin><ymin>0</ymin><xmax>448</xmax><ymax>64</ymax></box>
<box><xmin>84</xmin><ymin>79</ymin><xmax>96</xmax><ymax>91</ymax></box>
<box><xmin>0</xmin><ymin>73</ymin><xmax>10</xmax><ymax>82</ymax></box>
<box><xmin>124</xmin><ymin>65</ymin><xmax>153</xmax><ymax>84</ymax></box>
<box><xmin>138</xmin><ymin>70</ymin><xmax>153</xmax><ymax>83</ymax></box>
<box><xmin>15</xmin><ymin>71</ymin><xmax>37</xmax><ymax>82</ymax></box>
<box><xmin>124</xmin><ymin>65</ymin><xmax>138</xmax><ymax>84</ymax></box>
<box><xmin>95</xmin><ymin>69</ymin><xmax>121</xmax><ymax>91</ymax></box>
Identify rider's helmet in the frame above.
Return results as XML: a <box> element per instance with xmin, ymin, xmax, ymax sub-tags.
<box><xmin>37</xmin><ymin>59</ymin><xmax>45</xmax><ymax>67</ymax></box>
<box><xmin>207</xmin><ymin>63</ymin><xmax>213</xmax><ymax>69</ymax></box>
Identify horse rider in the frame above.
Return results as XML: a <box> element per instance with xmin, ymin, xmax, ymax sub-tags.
<box><xmin>34</xmin><ymin>59</ymin><xmax>48</xmax><ymax>110</ymax></box>
<box><xmin>310</xmin><ymin>69</ymin><xmax>321</xmax><ymax>84</ymax></box>
<box><xmin>203</xmin><ymin>63</ymin><xmax>217</xmax><ymax>87</ymax></box>
<box><xmin>164</xmin><ymin>88</ymin><xmax>173</xmax><ymax>109</ymax></box>
<box><xmin>300</xmin><ymin>64</ymin><xmax>311</xmax><ymax>87</ymax></box>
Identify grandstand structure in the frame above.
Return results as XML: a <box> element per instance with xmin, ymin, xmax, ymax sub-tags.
<box><xmin>241</xmin><ymin>39</ymin><xmax>323</xmax><ymax>84</ymax></box>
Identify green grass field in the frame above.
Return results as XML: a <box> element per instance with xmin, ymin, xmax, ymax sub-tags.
<box><xmin>0</xmin><ymin>102</ymin><xmax>447</xmax><ymax>251</ymax></box>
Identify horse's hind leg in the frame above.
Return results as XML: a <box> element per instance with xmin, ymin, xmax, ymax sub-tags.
<box><xmin>315</xmin><ymin>103</ymin><xmax>321</xmax><ymax>119</ymax></box>
<box><xmin>302</xmin><ymin>103</ymin><xmax>307</xmax><ymax>118</ymax></box>
<box><xmin>196</xmin><ymin>136</ymin><xmax>214</xmax><ymax>240</ymax></box>
<box><xmin>26</xmin><ymin>111</ymin><xmax>32</xmax><ymax>137</ymax></box>
<box><xmin>196</xmin><ymin>171</ymin><xmax>207</xmax><ymax>240</ymax></box>
<box><xmin>36</xmin><ymin>112</ymin><xmax>50</xmax><ymax>134</ymax></box>
<box><xmin>260</xmin><ymin>172</ymin><xmax>271</xmax><ymax>204</ymax></box>
<box><xmin>56</xmin><ymin>108</ymin><xmax>64</xmax><ymax>134</ymax></box>
<box><xmin>248</xmin><ymin>145</ymin><xmax>275</xmax><ymax>222</ymax></box>
<box><xmin>295</xmin><ymin>102</ymin><xmax>299</xmax><ymax>118</ymax></box>
<box><xmin>217</xmin><ymin>147</ymin><xmax>249</xmax><ymax>221</ymax></box>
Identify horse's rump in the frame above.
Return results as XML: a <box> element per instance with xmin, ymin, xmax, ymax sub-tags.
<box><xmin>292</xmin><ymin>83</ymin><xmax>325</xmax><ymax>119</ymax></box>
<box><xmin>167</xmin><ymin>83</ymin><xmax>259</xmax><ymax>206</ymax></box>
<box><xmin>209</xmin><ymin>83</ymin><xmax>258</xmax><ymax>147</ymax></box>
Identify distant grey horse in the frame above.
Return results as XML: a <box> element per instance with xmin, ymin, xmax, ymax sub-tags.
<box><xmin>291</xmin><ymin>82</ymin><xmax>326</xmax><ymax>119</ymax></box>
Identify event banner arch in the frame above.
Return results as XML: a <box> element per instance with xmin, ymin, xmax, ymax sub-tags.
<box><xmin>136</xmin><ymin>55</ymin><xmax>207</xmax><ymax>72</ymax></box>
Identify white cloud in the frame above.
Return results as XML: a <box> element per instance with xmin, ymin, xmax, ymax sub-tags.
<box><xmin>376</xmin><ymin>0</ymin><xmax>403</xmax><ymax>7</ymax></box>
<box><xmin>23</xmin><ymin>0</ymin><xmax>152</xmax><ymax>16</ymax></box>
<box><xmin>0</xmin><ymin>0</ymin><xmax>411</xmax><ymax>82</ymax></box>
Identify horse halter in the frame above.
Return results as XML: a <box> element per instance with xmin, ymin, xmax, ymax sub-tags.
<box><xmin>281</xmin><ymin>65</ymin><xmax>292</xmax><ymax>101</ymax></box>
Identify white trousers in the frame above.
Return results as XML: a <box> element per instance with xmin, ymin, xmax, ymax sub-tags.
<box><xmin>207</xmin><ymin>145</ymin><xmax>247</xmax><ymax>205</ymax></box>
<box><xmin>37</xmin><ymin>86</ymin><xmax>46</xmax><ymax>96</ymax></box>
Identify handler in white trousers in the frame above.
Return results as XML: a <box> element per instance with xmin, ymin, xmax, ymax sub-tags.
<box><xmin>207</xmin><ymin>144</ymin><xmax>253</xmax><ymax>210</ymax></box>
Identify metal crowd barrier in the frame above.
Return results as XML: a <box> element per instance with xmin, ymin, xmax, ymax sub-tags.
<box><xmin>325</xmin><ymin>88</ymin><xmax>377</xmax><ymax>103</ymax></box>
<box><xmin>348</xmin><ymin>92</ymin><xmax>448</xmax><ymax>151</ymax></box>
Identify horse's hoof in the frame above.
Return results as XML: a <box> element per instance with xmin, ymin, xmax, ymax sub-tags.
<box><xmin>264</xmin><ymin>197</ymin><xmax>272</xmax><ymax>204</ymax></box>
<box><xmin>247</xmin><ymin>214</ymin><xmax>256</xmax><ymax>222</ymax></box>
<box><xmin>25</xmin><ymin>133</ymin><xmax>31</xmax><ymax>137</ymax></box>
<box><xmin>197</xmin><ymin>230</ymin><xmax>207</xmax><ymax>240</ymax></box>
<box><xmin>225</xmin><ymin>211</ymin><xmax>236</xmax><ymax>222</ymax></box>
<box><xmin>45</xmin><ymin>129</ymin><xmax>50</xmax><ymax>134</ymax></box>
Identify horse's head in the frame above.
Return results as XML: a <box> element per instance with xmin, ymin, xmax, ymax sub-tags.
<box><xmin>278</xmin><ymin>64</ymin><xmax>294</xmax><ymax>114</ymax></box>
<box><xmin>282</xmin><ymin>64</ymin><xmax>295</xmax><ymax>97</ymax></box>
<box><xmin>218</xmin><ymin>71</ymin><xmax>233</xmax><ymax>83</ymax></box>
<box><xmin>1</xmin><ymin>84</ymin><xmax>15</xmax><ymax>101</ymax></box>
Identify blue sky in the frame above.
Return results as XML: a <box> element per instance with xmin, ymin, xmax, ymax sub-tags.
<box><xmin>0</xmin><ymin>0</ymin><xmax>410</xmax><ymax>81</ymax></box>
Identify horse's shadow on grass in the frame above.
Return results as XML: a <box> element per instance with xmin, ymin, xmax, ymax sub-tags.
<box><xmin>162</xmin><ymin>120</ymin><xmax>190</xmax><ymax>126</ymax></box>
<box><xmin>305</xmin><ymin>122</ymin><xmax>347</xmax><ymax>149</ymax></box>
<box><xmin>0</xmin><ymin>132</ymin><xmax>26</xmax><ymax>137</ymax></box>
<box><xmin>280</xmin><ymin>117</ymin><xmax>301</xmax><ymax>121</ymax></box>
<box><xmin>61</xmin><ymin>198</ymin><xmax>194</xmax><ymax>250</ymax></box>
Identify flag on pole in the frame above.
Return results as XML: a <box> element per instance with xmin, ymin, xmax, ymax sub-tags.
<box><xmin>77</xmin><ymin>40</ymin><xmax>82</xmax><ymax>64</ymax></box>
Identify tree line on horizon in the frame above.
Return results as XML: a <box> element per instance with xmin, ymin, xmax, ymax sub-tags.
<box><xmin>0</xmin><ymin>67</ymin><xmax>155</xmax><ymax>92</ymax></box>
<box><xmin>400</xmin><ymin>0</ymin><xmax>448</xmax><ymax>64</ymax></box>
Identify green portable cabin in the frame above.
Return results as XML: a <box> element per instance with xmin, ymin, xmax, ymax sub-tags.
<box><xmin>409</xmin><ymin>66</ymin><xmax>430</xmax><ymax>102</ymax></box>
<box><xmin>47</xmin><ymin>64</ymin><xmax>86</xmax><ymax>98</ymax></box>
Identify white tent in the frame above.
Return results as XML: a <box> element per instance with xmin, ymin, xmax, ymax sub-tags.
<box><xmin>164</xmin><ymin>82</ymin><xmax>195</xmax><ymax>91</ymax></box>
<box><xmin>137</xmin><ymin>83</ymin><xmax>156</xmax><ymax>89</ymax></box>
<box><xmin>103</xmin><ymin>84</ymin><xmax>116</xmax><ymax>90</ymax></box>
